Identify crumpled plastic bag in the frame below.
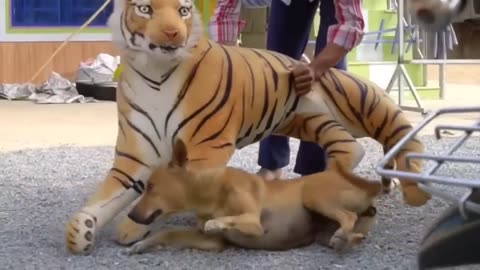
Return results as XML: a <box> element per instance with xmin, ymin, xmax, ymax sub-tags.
<box><xmin>0</xmin><ymin>72</ymin><xmax>95</xmax><ymax>104</ymax></box>
<box><xmin>75</xmin><ymin>53</ymin><xmax>120</xmax><ymax>85</ymax></box>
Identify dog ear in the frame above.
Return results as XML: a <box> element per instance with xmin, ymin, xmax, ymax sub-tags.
<box><xmin>172</xmin><ymin>138</ymin><xmax>188</xmax><ymax>168</ymax></box>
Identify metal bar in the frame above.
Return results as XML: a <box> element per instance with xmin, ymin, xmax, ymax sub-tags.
<box><xmin>399</xmin><ymin>64</ymin><xmax>424</xmax><ymax>109</ymax></box>
<box><xmin>435</xmin><ymin>124</ymin><xmax>480</xmax><ymax>139</ymax></box>
<box><xmin>409</xmin><ymin>59</ymin><xmax>480</xmax><ymax>64</ymax></box>
<box><xmin>439</xmin><ymin>31</ymin><xmax>447</xmax><ymax>99</ymax></box>
<box><xmin>344</xmin><ymin>60</ymin><xmax>480</xmax><ymax>65</ymax></box>
<box><xmin>419</xmin><ymin>183</ymin><xmax>480</xmax><ymax>215</ymax></box>
<box><xmin>385</xmin><ymin>65</ymin><xmax>400</xmax><ymax>94</ymax></box>
<box><xmin>424</xmin><ymin>130</ymin><xmax>473</xmax><ymax>178</ymax></box>
<box><xmin>377</xmin><ymin>106</ymin><xmax>480</xmax><ymax>172</ymax></box>
<box><xmin>405</xmin><ymin>153</ymin><xmax>480</xmax><ymax>165</ymax></box>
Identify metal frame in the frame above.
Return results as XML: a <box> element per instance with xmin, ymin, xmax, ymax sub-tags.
<box><xmin>376</xmin><ymin>106</ymin><xmax>480</xmax><ymax>219</ymax></box>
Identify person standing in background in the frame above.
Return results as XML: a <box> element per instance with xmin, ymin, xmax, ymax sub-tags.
<box><xmin>208</xmin><ymin>0</ymin><xmax>365</xmax><ymax>180</ymax></box>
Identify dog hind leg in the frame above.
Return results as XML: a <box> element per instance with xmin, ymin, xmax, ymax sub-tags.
<box><xmin>204</xmin><ymin>213</ymin><xmax>264</xmax><ymax>236</ymax></box>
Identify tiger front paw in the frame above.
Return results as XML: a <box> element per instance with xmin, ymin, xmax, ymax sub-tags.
<box><xmin>65</xmin><ymin>212</ymin><xmax>97</xmax><ymax>255</ymax></box>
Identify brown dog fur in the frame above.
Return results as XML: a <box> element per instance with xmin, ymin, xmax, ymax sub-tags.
<box><xmin>126</xmin><ymin>139</ymin><xmax>382</xmax><ymax>254</ymax></box>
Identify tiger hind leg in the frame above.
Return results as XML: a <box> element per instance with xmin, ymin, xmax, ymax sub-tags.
<box><xmin>277</xmin><ymin>113</ymin><xmax>365</xmax><ymax>172</ymax></box>
<box><xmin>392</xmin><ymin>138</ymin><xmax>432</xmax><ymax>206</ymax></box>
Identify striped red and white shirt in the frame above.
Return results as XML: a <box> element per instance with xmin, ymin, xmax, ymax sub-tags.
<box><xmin>208</xmin><ymin>0</ymin><xmax>365</xmax><ymax>52</ymax></box>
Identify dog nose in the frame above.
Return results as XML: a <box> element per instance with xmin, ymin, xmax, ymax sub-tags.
<box><xmin>163</xmin><ymin>29</ymin><xmax>178</xmax><ymax>39</ymax></box>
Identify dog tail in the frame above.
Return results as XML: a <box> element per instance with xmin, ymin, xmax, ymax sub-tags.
<box><xmin>334</xmin><ymin>161</ymin><xmax>382</xmax><ymax>197</ymax></box>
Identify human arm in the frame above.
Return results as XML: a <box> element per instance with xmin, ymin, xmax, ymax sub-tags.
<box><xmin>208</xmin><ymin>0</ymin><xmax>246</xmax><ymax>46</ymax></box>
<box><xmin>309</xmin><ymin>0</ymin><xmax>365</xmax><ymax>78</ymax></box>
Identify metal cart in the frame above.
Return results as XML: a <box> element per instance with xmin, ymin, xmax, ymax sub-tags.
<box><xmin>376</xmin><ymin>106</ymin><xmax>480</xmax><ymax>269</ymax></box>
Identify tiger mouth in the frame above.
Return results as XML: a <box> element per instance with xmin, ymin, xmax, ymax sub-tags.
<box><xmin>148</xmin><ymin>43</ymin><xmax>181</xmax><ymax>52</ymax></box>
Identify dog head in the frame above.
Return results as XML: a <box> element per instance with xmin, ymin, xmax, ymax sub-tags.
<box><xmin>127</xmin><ymin>138</ymin><xmax>192</xmax><ymax>225</ymax></box>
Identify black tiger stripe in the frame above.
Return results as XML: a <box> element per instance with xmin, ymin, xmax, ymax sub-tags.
<box><xmin>390</xmin><ymin>109</ymin><xmax>403</xmax><ymax>124</ymax></box>
<box><xmin>302</xmin><ymin>114</ymin><xmax>324</xmax><ymax>133</ymax></box>
<box><xmin>373</xmin><ymin>109</ymin><xmax>389</xmax><ymax>140</ymax></box>
<box><xmin>196</xmin><ymin>105</ymin><xmax>235</xmax><ymax>145</ymax></box>
<box><xmin>125</xmin><ymin>98</ymin><xmax>162</xmax><ymax>142</ymax></box>
<box><xmin>340</xmin><ymin>71</ymin><xmax>369</xmax><ymax>115</ymax></box>
<box><xmin>256</xmin><ymin>70</ymin><xmax>270</xmax><ymax>129</ymax></box>
<box><xmin>120</xmin><ymin>111</ymin><xmax>161</xmax><ymax>157</ymax></box>
<box><xmin>367</xmin><ymin>88</ymin><xmax>381</xmax><ymax>118</ymax></box>
<box><xmin>251</xmin><ymin>50</ymin><xmax>279</xmax><ymax>91</ymax></box>
<box><xmin>327</xmin><ymin>72</ymin><xmax>370</xmax><ymax>134</ymax></box>
<box><xmin>118</xmin><ymin>120</ymin><xmax>126</xmax><ymax>138</ymax></box>
<box><xmin>190</xmin><ymin>45</ymin><xmax>233</xmax><ymax>139</ymax></box>
<box><xmin>159</xmin><ymin>65</ymin><xmax>179</xmax><ymax>85</ymax></box>
<box><xmin>263</xmin><ymin>50</ymin><xmax>290</xmax><ymax>69</ymax></box>
<box><xmin>115</xmin><ymin>149</ymin><xmax>149</xmax><ymax>168</ymax></box>
<box><xmin>327</xmin><ymin>150</ymin><xmax>350</xmax><ymax>157</ymax></box>
<box><xmin>318</xmin><ymin>78</ymin><xmax>354</xmax><ymax>124</ymax></box>
<box><xmin>129</xmin><ymin>64</ymin><xmax>161</xmax><ymax>91</ymax></box>
<box><xmin>264</xmin><ymin>99</ymin><xmax>278</xmax><ymax>131</ymax></box>
<box><xmin>111</xmin><ymin>168</ymin><xmax>144</xmax><ymax>194</ymax></box>
<box><xmin>236</xmin><ymin>52</ymin><xmax>256</xmax><ymax>107</ymax></box>
<box><xmin>253</xmin><ymin>132</ymin><xmax>267</xmax><ymax>143</ymax></box>
<box><xmin>385</xmin><ymin>124</ymin><xmax>413</xmax><ymax>148</ymax></box>
<box><xmin>165</xmin><ymin>43</ymin><xmax>213</xmax><ymax>135</ymax></box>
<box><xmin>238</xmin><ymin>84</ymin><xmax>246</xmax><ymax>136</ymax></box>
<box><xmin>284</xmin><ymin>73</ymin><xmax>295</xmax><ymax>107</ymax></box>
<box><xmin>323</xmin><ymin>139</ymin><xmax>357</xmax><ymax>152</ymax></box>
<box><xmin>112</xmin><ymin>176</ymin><xmax>130</xmax><ymax>189</ymax></box>
<box><xmin>314</xmin><ymin>120</ymin><xmax>338</xmax><ymax>141</ymax></box>
<box><xmin>171</xmin><ymin>61</ymin><xmax>225</xmax><ymax>146</ymax></box>
<box><xmin>212</xmin><ymin>142</ymin><xmax>233</xmax><ymax>149</ymax></box>
<box><xmin>236</xmin><ymin>124</ymin><xmax>253</xmax><ymax>145</ymax></box>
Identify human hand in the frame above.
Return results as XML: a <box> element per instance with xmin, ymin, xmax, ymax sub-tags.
<box><xmin>290</xmin><ymin>63</ymin><xmax>314</xmax><ymax>96</ymax></box>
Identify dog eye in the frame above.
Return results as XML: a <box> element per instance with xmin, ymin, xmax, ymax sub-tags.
<box><xmin>179</xmin><ymin>7</ymin><xmax>190</xmax><ymax>17</ymax></box>
<box><xmin>146</xmin><ymin>183</ymin><xmax>154</xmax><ymax>191</ymax></box>
<box><xmin>138</xmin><ymin>5</ymin><xmax>152</xmax><ymax>15</ymax></box>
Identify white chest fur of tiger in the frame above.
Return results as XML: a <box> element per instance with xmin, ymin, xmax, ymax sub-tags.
<box><xmin>65</xmin><ymin>0</ymin><xmax>432</xmax><ymax>255</ymax></box>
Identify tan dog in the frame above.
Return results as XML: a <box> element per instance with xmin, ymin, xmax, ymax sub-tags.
<box><xmin>126</xmin><ymin>139</ymin><xmax>382</xmax><ymax>254</ymax></box>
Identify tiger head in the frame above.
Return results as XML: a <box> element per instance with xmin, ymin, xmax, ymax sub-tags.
<box><xmin>108</xmin><ymin>0</ymin><xmax>203</xmax><ymax>62</ymax></box>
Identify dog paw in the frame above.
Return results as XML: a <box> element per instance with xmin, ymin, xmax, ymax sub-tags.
<box><xmin>127</xmin><ymin>240</ymin><xmax>150</xmax><ymax>255</ymax></box>
<box><xmin>329</xmin><ymin>229</ymin><xmax>351</xmax><ymax>253</ymax></box>
<box><xmin>204</xmin><ymin>220</ymin><xmax>227</xmax><ymax>234</ymax></box>
<box><xmin>115</xmin><ymin>216</ymin><xmax>151</xmax><ymax>246</ymax></box>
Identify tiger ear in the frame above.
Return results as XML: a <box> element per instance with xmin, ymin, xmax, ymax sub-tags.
<box><xmin>171</xmin><ymin>138</ymin><xmax>188</xmax><ymax>168</ymax></box>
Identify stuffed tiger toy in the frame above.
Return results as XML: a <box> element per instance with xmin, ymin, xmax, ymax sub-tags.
<box><xmin>65</xmin><ymin>0</ymin><xmax>431</xmax><ymax>255</ymax></box>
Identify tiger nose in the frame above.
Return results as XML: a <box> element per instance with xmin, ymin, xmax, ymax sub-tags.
<box><xmin>163</xmin><ymin>29</ymin><xmax>178</xmax><ymax>39</ymax></box>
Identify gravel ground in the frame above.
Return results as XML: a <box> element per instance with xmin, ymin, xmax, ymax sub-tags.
<box><xmin>1</xmin><ymin>135</ymin><xmax>480</xmax><ymax>270</ymax></box>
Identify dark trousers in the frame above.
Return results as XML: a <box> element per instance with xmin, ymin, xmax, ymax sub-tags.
<box><xmin>258</xmin><ymin>0</ymin><xmax>347</xmax><ymax>175</ymax></box>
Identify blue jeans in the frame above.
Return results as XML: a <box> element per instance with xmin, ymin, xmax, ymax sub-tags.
<box><xmin>258</xmin><ymin>0</ymin><xmax>347</xmax><ymax>175</ymax></box>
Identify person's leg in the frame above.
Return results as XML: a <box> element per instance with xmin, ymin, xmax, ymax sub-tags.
<box><xmin>294</xmin><ymin>0</ymin><xmax>347</xmax><ymax>176</ymax></box>
<box><xmin>257</xmin><ymin>0</ymin><xmax>320</xmax><ymax>179</ymax></box>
